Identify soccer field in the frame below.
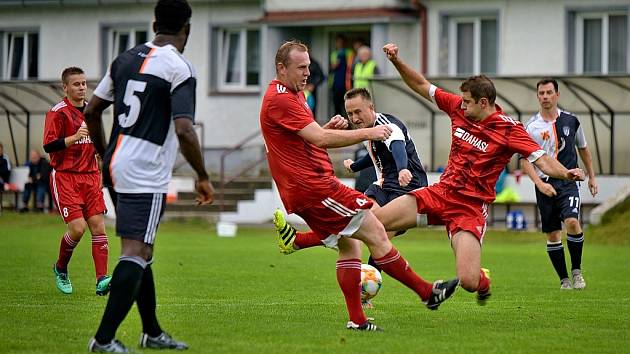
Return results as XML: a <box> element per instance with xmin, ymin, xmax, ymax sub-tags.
<box><xmin>0</xmin><ymin>213</ymin><xmax>628</xmax><ymax>354</ymax></box>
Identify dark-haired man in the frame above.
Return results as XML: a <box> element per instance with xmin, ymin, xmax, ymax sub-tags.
<box><xmin>262</xmin><ymin>40</ymin><xmax>458</xmax><ymax>332</ymax></box>
<box><xmin>85</xmin><ymin>0</ymin><xmax>213</xmax><ymax>352</ymax></box>
<box><xmin>521</xmin><ymin>78</ymin><xmax>597</xmax><ymax>290</ymax></box>
<box><xmin>374</xmin><ymin>43</ymin><xmax>586</xmax><ymax>306</ymax></box>
<box><xmin>43</xmin><ymin>67</ymin><xmax>111</xmax><ymax>296</ymax></box>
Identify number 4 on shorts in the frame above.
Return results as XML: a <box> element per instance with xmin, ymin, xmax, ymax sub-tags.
<box><xmin>356</xmin><ymin>198</ymin><xmax>368</xmax><ymax>207</ymax></box>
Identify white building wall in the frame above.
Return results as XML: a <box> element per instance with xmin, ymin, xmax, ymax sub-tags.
<box><xmin>500</xmin><ymin>0</ymin><xmax>566</xmax><ymax>75</ymax></box>
<box><xmin>0</xmin><ymin>5</ymin><xmax>151</xmax><ymax>80</ymax></box>
<box><xmin>265</xmin><ymin>0</ymin><xmax>408</xmax><ymax>12</ymax></box>
<box><xmin>383</xmin><ymin>22</ymin><xmax>421</xmax><ymax>75</ymax></box>
<box><xmin>424</xmin><ymin>0</ymin><xmax>630</xmax><ymax>76</ymax></box>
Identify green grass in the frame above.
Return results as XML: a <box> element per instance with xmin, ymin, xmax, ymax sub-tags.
<box><xmin>0</xmin><ymin>213</ymin><xmax>629</xmax><ymax>354</ymax></box>
<box><xmin>586</xmin><ymin>197</ymin><xmax>630</xmax><ymax>245</ymax></box>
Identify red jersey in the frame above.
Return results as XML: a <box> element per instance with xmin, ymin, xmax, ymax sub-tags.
<box><xmin>431</xmin><ymin>87</ymin><xmax>542</xmax><ymax>203</ymax></box>
<box><xmin>260</xmin><ymin>80</ymin><xmax>336</xmax><ymax>213</ymax></box>
<box><xmin>43</xmin><ymin>98</ymin><xmax>98</xmax><ymax>173</ymax></box>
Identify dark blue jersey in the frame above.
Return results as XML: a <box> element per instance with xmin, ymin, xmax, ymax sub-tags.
<box><xmin>356</xmin><ymin>113</ymin><xmax>427</xmax><ymax>193</ymax></box>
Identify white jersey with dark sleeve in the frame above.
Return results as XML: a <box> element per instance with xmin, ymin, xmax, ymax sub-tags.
<box><xmin>524</xmin><ymin>109</ymin><xmax>586</xmax><ymax>178</ymax></box>
<box><xmin>94</xmin><ymin>42</ymin><xmax>196</xmax><ymax>193</ymax></box>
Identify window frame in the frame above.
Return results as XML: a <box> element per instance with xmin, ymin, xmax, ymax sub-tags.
<box><xmin>1</xmin><ymin>29</ymin><xmax>39</xmax><ymax>80</ymax></box>
<box><xmin>214</xmin><ymin>27</ymin><xmax>261</xmax><ymax>93</ymax></box>
<box><xmin>101</xmin><ymin>23</ymin><xmax>150</xmax><ymax>75</ymax></box>
<box><xmin>574</xmin><ymin>10</ymin><xmax>628</xmax><ymax>74</ymax></box>
<box><xmin>442</xmin><ymin>13</ymin><xmax>499</xmax><ymax>76</ymax></box>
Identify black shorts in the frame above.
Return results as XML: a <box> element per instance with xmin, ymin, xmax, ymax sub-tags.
<box><xmin>364</xmin><ymin>184</ymin><xmax>406</xmax><ymax>207</ymax></box>
<box><xmin>116</xmin><ymin>193</ymin><xmax>166</xmax><ymax>245</ymax></box>
<box><xmin>535</xmin><ymin>178</ymin><xmax>581</xmax><ymax>233</ymax></box>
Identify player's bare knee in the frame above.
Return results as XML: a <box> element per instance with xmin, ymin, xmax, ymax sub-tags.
<box><xmin>68</xmin><ymin>220</ymin><xmax>87</xmax><ymax>238</ymax></box>
<box><xmin>338</xmin><ymin>237</ymin><xmax>361</xmax><ymax>258</ymax></box>
<box><xmin>546</xmin><ymin>231</ymin><xmax>562</xmax><ymax>242</ymax></box>
<box><xmin>87</xmin><ymin>218</ymin><xmax>106</xmax><ymax>235</ymax></box>
<box><xmin>564</xmin><ymin>218</ymin><xmax>581</xmax><ymax>233</ymax></box>
<box><xmin>368</xmin><ymin>222</ymin><xmax>389</xmax><ymax>246</ymax></box>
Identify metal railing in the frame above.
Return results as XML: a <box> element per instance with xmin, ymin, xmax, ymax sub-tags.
<box><xmin>218</xmin><ymin>130</ymin><xmax>267</xmax><ymax>211</ymax></box>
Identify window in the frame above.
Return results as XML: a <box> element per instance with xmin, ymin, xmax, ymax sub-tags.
<box><xmin>215</xmin><ymin>28</ymin><xmax>260</xmax><ymax>92</ymax></box>
<box><xmin>102</xmin><ymin>25</ymin><xmax>149</xmax><ymax>74</ymax></box>
<box><xmin>107</xmin><ymin>27</ymin><xmax>148</xmax><ymax>62</ymax></box>
<box><xmin>445</xmin><ymin>16</ymin><xmax>498</xmax><ymax>76</ymax></box>
<box><xmin>574</xmin><ymin>11</ymin><xmax>628</xmax><ymax>74</ymax></box>
<box><xmin>1</xmin><ymin>30</ymin><xmax>38</xmax><ymax>80</ymax></box>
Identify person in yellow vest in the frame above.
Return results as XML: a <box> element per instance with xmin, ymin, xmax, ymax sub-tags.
<box><xmin>353</xmin><ymin>46</ymin><xmax>379</xmax><ymax>89</ymax></box>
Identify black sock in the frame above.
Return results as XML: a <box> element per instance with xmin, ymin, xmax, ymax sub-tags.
<box><xmin>367</xmin><ymin>256</ymin><xmax>381</xmax><ymax>273</ymax></box>
<box><xmin>136</xmin><ymin>265</ymin><xmax>163</xmax><ymax>337</ymax></box>
<box><xmin>546</xmin><ymin>241</ymin><xmax>568</xmax><ymax>280</ymax></box>
<box><xmin>94</xmin><ymin>258</ymin><xmax>145</xmax><ymax>344</ymax></box>
<box><xmin>567</xmin><ymin>233</ymin><xmax>584</xmax><ymax>271</ymax></box>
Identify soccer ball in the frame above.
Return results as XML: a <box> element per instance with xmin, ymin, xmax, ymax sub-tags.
<box><xmin>361</xmin><ymin>264</ymin><xmax>382</xmax><ymax>301</ymax></box>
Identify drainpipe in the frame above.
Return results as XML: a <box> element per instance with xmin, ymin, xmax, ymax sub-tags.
<box><xmin>412</xmin><ymin>0</ymin><xmax>428</xmax><ymax>74</ymax></box>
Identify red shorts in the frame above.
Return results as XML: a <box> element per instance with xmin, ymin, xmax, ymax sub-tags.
<box><xmin>411</xmin><ymin>183</ymin><xmax>488</xmax><ymax>242</ymax></box>
<box><xmin>295</xmin><ymin>182</ymin><xmax>373</xmax><ymax>244</ymax></box>
<box><xmin>50</xmin><ymin>170</ymin><xmax>106</xmax><ymax>223</ymax></box>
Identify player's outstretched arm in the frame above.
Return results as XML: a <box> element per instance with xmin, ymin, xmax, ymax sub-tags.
<box><xmin>383</xmin><ymin>43</ymin><xmax>432</xmax><ymax>102</ymax></box>
<box><xmin>521</xmin><ymin>157</ymin><xmax>556</xmax><ymax>197</ymax></box>
<box><xmin>533</xmin><ymin>154</ymin><xmax>585</xmax><ymax>181</ymax></box>
<box><xmin>298</xmin><ymin>122</ymin><xmax>392</xmax><ymax>148</ymax></box>
<box><xmin>84</xmin><ymin>95</ymin><xmax>112</xmax><ymax>157</ymax></box>
<box><xmin>174</xmin><ymin>118</ymin><xmax>214</xmax><ymax>205</ymax></box>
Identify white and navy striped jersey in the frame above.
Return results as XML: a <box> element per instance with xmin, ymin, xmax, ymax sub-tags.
<box><xmin>362</xmin><ymin>113</ymin><xmax>427</xmax><ymax>192</ymax></box>
<box><xmin>524</xmin><ymin>109</ymin><xmax>587</xmax><ymax>178</ymax></box>
<box><xmin>94</xmin><ymin>42</ymin><xmax>196</xmax><ymax>193</ymax></box>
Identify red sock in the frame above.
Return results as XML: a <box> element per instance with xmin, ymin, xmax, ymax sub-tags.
<box><xmin>56</xmin><ymin>232</ymin><xmax>78</xmax><ymax>272</ymax></box>
<box><xmin>294</xmin><ymin>231</ymin><xmax>323</xmax><ymax>250</ymax></box>
<box><xmin>336</xmin><ymin>258</ymin><xmax>366</xmax><ymax>325</ymax></box>
<box><xmin>91</xmin><ymin>234</ymin><xmax>109</xmax><ymax>280</ymax></box>
<box><xmin>373</xmin><ymin>247</ymin><xmax>433</xmax><ymax>301</ymax></box>
<box><xmin>478</xmin><ymin>269</ymin><xmax>490</xmax><ymax>293</ymax></box>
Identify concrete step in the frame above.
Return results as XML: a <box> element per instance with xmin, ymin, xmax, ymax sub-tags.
<box><xmin>207</xmin><ymin>177</ymin><xmax>272</xmax><ymax>190</ymax></box>
<box><xmin>165</xmin><ymin>199</ymin><xmax>237</xmax><ymax>212</ymax></box>
<box><xmin>178</xmin><ymin>188</ymin><xmax>255</xmax><ymax>201</ymax></box>
<box><xmin>166</xmin><ymin>176</ymin><xmax>271</xmax><ymax>216</ymax></box>
<box><xmin>162</xmin><ymin>211</ymin><xmax>220</xmax><ymax>222</ymax></box>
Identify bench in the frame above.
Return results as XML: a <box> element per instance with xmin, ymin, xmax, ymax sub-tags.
<box><xmin>489</xmin><ymin>201</ymin><xmax>599</xmax><ymax>229</ymax></box>
<box><xmin>0</xmin><ymin>166</ymin><xmax>29</xmax><ymax>212</ymax></box>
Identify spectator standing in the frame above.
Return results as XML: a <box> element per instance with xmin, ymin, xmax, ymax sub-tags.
<box><xmin>353</xmin><ymin>46</ymin><xmax>379</xmax><ymax>89</ymax></box>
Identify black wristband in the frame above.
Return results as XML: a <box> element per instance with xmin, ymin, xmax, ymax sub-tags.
<box><xmin>43</xmin><ymin>138</ymin><xmax>66</xmax><ymax>153</ymax></box>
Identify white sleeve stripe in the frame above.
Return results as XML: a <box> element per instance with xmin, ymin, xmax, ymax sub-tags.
<box><xmin>93</xmin><ymin>90</ymin><xmax>113</xmax><ymax>102</ymax></box>
<box><xmin>575</xmin><ymin>125</ymin><xmax>588</xmax><ymax>148</ymax></box>
<box><xmin>527</xmin><ymin>149</ymin><xmax>546</xmax><ymax>163</ymax></box>
<box><xmin>429</xmin><ymin>84</ymin><xmax>438</xmax><ymax>104</ymax></box>
<box><xmin>376</xmin><ymin>113</ymin><xmax>391</xmax><ymax>125</ymax></box>
<box><xmin>93</xmin><ymin>74</ymin><xmax>114</xmax><ymax>102</ymax></box>
<box><xmin>384</xmin><ymin>123</ymin><xmax>406</xmax><ymax>150</ymax></box>
<box><xmin>375</xmin><ymin>117</ymin><xmax>389</xmax><ymax>126</ymax></box>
